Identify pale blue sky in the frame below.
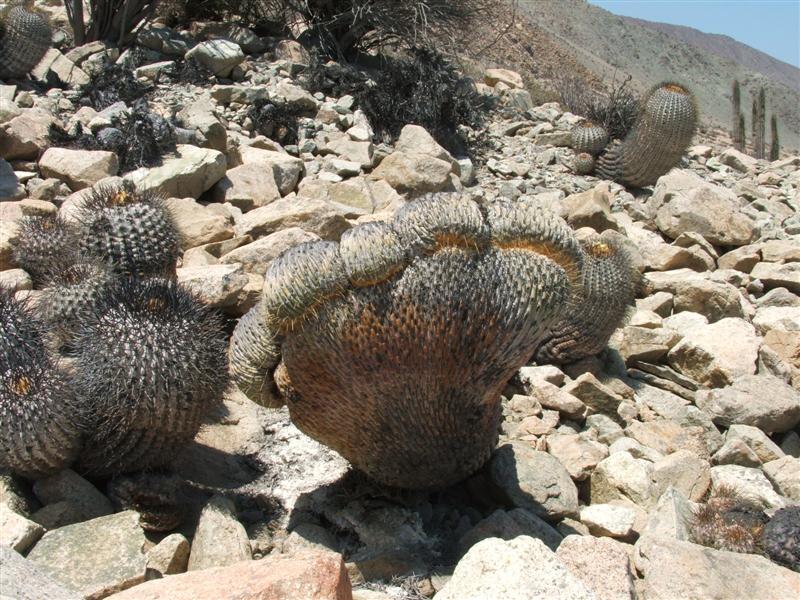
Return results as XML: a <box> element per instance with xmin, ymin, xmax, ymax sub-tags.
<box><xmin>590</xmin><ymin>0</ymin><xmax>800</xmax><ymax>67</ymax></box>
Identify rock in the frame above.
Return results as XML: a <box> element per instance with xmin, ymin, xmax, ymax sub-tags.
<box><xmin>579</xmin><ymin>504</ymin><xmax>636</xmax><ymax>539</ymax></box>
<box><xmin>710</xmin><ymin>464</ymin><xmax>786</xmax><ymax>509</ymax></box>
<box><xmin>274</xmin><ymin>80</ymin><xmax>318</xmax><ymax>112</ymax></box>
<box><xmin>39</xmin><ymin>148</ymin><xmax>119</xmax><ymax>191</ymax></box>
<box><xmin>651</xmin><ymin>449</ymin><xmax>711</xmax><ymax>501</ymax></box>
<box><xmin>211</xmin><ymin>163</ymin><xmax>282</xmax><ymax>210</ymax></box>
<box><xmin>27</xmin><ymin>511</ymin><xmax>148</xmax><ymax>598</ymax></box>
<box><xmin>712</xmin><ymin>437</ymin><xmax>762</xmax><ymax>467</ymax></box>
<box><xmin>0</xmin><ymin>502</ymin><xmax>44</xmax><ymax>553</ymax></box>
<box><xmin>634</xmin><ymin>535</ymin><xmax>800</xmax><ymax>598</ymax></box>
<box><xmin>546</xmin><ymin>433</ymin><xmax>609</xmax><ymax>481</ymax></box>
<box><xmin>719</xmin><ymin>148</ymin><xmax>759</xmax><ymax>172</ymax></box>
<box><xmin>725</xmin><ymin>424</ymin><xmax>785</xmax><ymax>463</ymax></box>
<box><xmin>176</xmin><ymin>98</ymin><xmax>227</xmax><ymax>153</ymax></box>
<box><xmin>370</xmin><ymin>152</ymin><xmax>454</xmax><ymax>194</ymax></box>
<box><xmin>586</xmin><ymin>414</ymin><xmax>625</xmax><ymax>444</ymax></box>
<box><xmin>0</xmin><ymin>158</ymin><xmax>24</xmax><ymax>200</ymax></box>
<box><xmin>0</xmin><ymin>109</ymin><xmax>55</xmax><ymax>160</ymax></box>
<box><xmin>108</xmin><ymin>551</ymin><xmax>352</xmax><ymax>600</ymax></box>
<box><xmin>274</xmin><ymin>39</ymin><xmax>311</xmax><ymax>66</ymax></box>
<box><xmin>718</xmin><ymin>245</ymin><xmax>760</xmax><ymax>272</ymax></box>
<box><xmin>641</xmin><ymin>486</ymin><xmax>694</xmax><ymax>541</ymax></box>
<box><xmin>667</xmin><ymin>318</ymin><xmax>759</xmax><ymax>387</ymax></box>
<box><xmin>187</xmin><ymin>495</ymin><xmax>251</xmax><ymax>571</ymax></box>
<box><xmin>327</xmin><ymin>137</ymin><xmax>374</xmax><ymax>169</ymax></box>
<box><xmin>0</xmin><ymin>268</ymin><xmax>31</xmax><ymax>293</ymax></box>
<box><xmin>32</xmin><ymin>469</ymin><xmax>113</xmax><ymax>529</ymax></box>
<box><xmin>695</xmin><ymin>374</ymin><xmax>800</xmax><ymax>433</ymax></box>
<box><xmin>651</xmin><ymin>170</ymin><xmax>757</xmax><ymax>246</ymax></box>
<box><xmin>672</xmin><ymin>279</ymin><xmax>745</xmax><ymax>322</ymax></box>
<box><xmin>220</xmin><ymin>228</ymin><xmax>319</xmax><ymax>275</ymax></box>
<box><xmin>519</xmin><ymin>365</ymin><xmax>567</xmax><ymax>388</ymax></box>
<box><xmin>166</xmin><ymin>197</ymin><xmax>234</xmax><ymax>249</ymax></box>
<box><xmin>618</xmin><ymin>326</ymin><xmax>681</xmax><ymax>364</ymax></box>
<box><xmin>126</xmin><ymin>145</ymin><xmax>227</xmax><ymax>199</ymax></box>
<box><xmin>753</xmin><ymin>305</ymin><xmax>800</xmax><ymax>334</ymax></box>
<box><xmin>563</xmin><ymin>184</ymin><xmax>618</xmax><ymax>232</ymax></box>
<box><xmin>145</xmin><ymin>534</ymin><xmax>190</xmax><ymax>578</ymax></box>
<box><xmin>394</xmin><ymin>124</ymin><xmax>456</xmax><ymax>167</ymax></box>
<box><xmin>556</xmin><ymin>535</ymin><xmax>635</xmax><ymax>600</ymax></box>
<box><xmin>177</xmin><ymin>264</ymin><xmax>248</xmax><ymax>308</ymax></box>
<box><xmin>185</xmin><ymin>39</ymin><xmax>245</xmax><ymax>77</ymax></box>
<box><xmin>750</xmin><ymin>262</ymin><xmax>800</xmax><ymax>295</ymax></box>
<box><xmin>485</xmin><ymin>68</ymin><xmax>524</xmax><ymax>89</ymax></box>
<box><xmin>590</xmin><ymin>452</ymin><xmax>655</xmax><ymax>507</ymax></box>
<box><xmin>436</xmin><ymin>536</ymin><xmax>594</xmax><ymax>600</ymax></box>
<box><xmin>281</xmin><ymin>522</ymin><xmax>339</xmax><ymax>556</ymax></box>
<box><xmin>457</xmin><ymin>508</ymin><xmax>563</xmax><ymax>555</ymax></box>
<box><xmin>562</xmin><ymin>373</ymin><xmax>624</xmax><ymax>419</ymax></box>
<box><xmin>762</xmin><ymin>330</ymin><xmax>800</xmax><ymax>370</ymax></box>
<box><xmin>488</xmin><ymin>442</ymin><xmax>579</xmax><ymax>521</ymax></box>
<box><xmin>237</xmin><ymin>147</ymin><xmax>305</xmax><ymax>195</ymax></box>
<box><xmin>298</xmin><ymin>177</ymin><xmax>402</xmax><ymax>214</ymax></box>
<box><xmin>625</xmin><ymin>421</ymin><xmax>709</xmax><ymax>459</ymax></box>
<box><xmin>763</xmin><ymin>456</ymin><xmax>800</xmax><ymax>500</ymax></box>
<box><xmin>0</xmin><ymin>546</ymin><xmax>81</xmax><ymax>600</ymax></box>
<box><xmin>234</xmin><ymin>196</ymin><xmax>350</xmax><ymax>241</ymax></box>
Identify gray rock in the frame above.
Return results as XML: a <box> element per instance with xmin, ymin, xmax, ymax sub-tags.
<box><xmin>27</xmin><ymin>511</ymin><xmax>148</xmax><ymax>598</ymax></box>
<box><xmin>457</xmin><ymin>508</ymin><xmax>563</xmax><ymax>555</ymax></box>
<box><xmin>32</xmin><ymin>469</ymin><xmax>113</xmax><ymax>529</ymax></box>
<box><xmin>712</xmin><ymin>438</ymin><xmax>763</xmax><ymax>467</ymax></box>
<box><xmin>371</xmin><ymin>151</ymin><xmax>454</xmax><ymax>194</ymax></box>
<box><xmin>489</xmin><ymin>442</ymin><xmax>579</xmax><ymax>521</ymax></box>
<box><xmin>176</xmin><ymin>264</ymin><xmax>249</xmax><ymax>308</ymax></box>
<box><xmin>281</xmin><ymin>522</ymin><xmax>338</xmax><ymax>556</ymax></box>
<box><xmin>562</xmin><ymin>373</ymin><xmax>624</xmax><ymax>420</ymax></box>
<box><xmin>710</xmin><ymin>464</ymin><xmax>786</xmax><ymax>509</ymax></box>
<box><xmin>234</xmin><ymin>195</ymin><xmax>350</xmax><ymax>241</ymax></box>
<box><xmin>275</xmin><ymin>80</ymin><xmax>318</xmax><ymax>111</ymax></box>
<box><xmin>672</xmin><ymin>278</ymin><xmax>745</xmax><ymax>322</ymax></box>
<box><xmin>753</xmin><ymin>305</ymin><xmax>800</xmax><ymax>334</ymax></box>
<box><xmin>187</xmin><ymin>495</ymin><xmax>251</xmax><ymax>571</ymax></box>
<box><xmin>211</xmin><ymin>163</ymin><xmax>282</xmax><ymax>211</ymax></box>
<box><xmin>145</xmin><ymin>533</ymin><xmax>190</xmax><ymax>578</ymax></box>
<box><xmin>219</xmin><ymin>227</ymin><xmax>319</xmax><ymax>275</ymax></box>
<box><xmin>0</xmin><ymin>546</ymin><xmax>81</xmax><ymax>600</ymax></box>
<box><xmin>185</xmin><ymin>39</ymin><xmax>245</xmax><ymax>77</ymax></box>
<box><xmin>556</xmin><ymin>535</ymin><xmax>635</xmax><ymax>600</ymax></box>
<box><xmin>618</xmin><ymin>326</ymin><xmax>681</xmax><ymax>364</ymax></box>
<box><xmin>436</xmin><ymin>536</ymin><xmax>595</xmax><ymax>600</ymax></box>
<box><xmin>586</xmin><ymin>414</ymin><xmax>625</xmax><ymax>445</ymax></box>
<box><xmin>751</xmin><ymin>262</ymin><xmax>800</xmax><ymax>295</ymax></box>
<box><xmin>590</xmin><ymin>452</ymin><xmax>655</xmax><ymax>508</ymax></box>
<box><xmin>579</xmin><ymin>503</ymin><xmax>636</xmax><ymax>539</ymax></box>
<box><xmin>651</xmin><ymin>449</ymin><xmax>711</xmax><ymax>501</ymax></box>
<box><xmin>39</xmin><ymin>148</ymin><xmax>119</xmax><ymax>191</ymax></box>
<box><xmin>641</xmin><ymin>486</ymin><xmax>694</xmax><ymax>541</ymax></box>
<box><xmin>763</xmin><ymin>456</ymin><xmax>800</xmax><ymax>500</ymax></box>
<box><xmin>176</xmin><ymin>98</ymin><xmax>227</xmax><ymax>153</ymax></box>
<box><xmin>125</xmin><ymin>145</ymin><xmax>226</xmax><ymax>199</ymax></box>
<box><xmin>546</xmin><ymin>433</ymin><xmax>609</xmax><ymax>481</ymax></box>
<box><xmin>0</xmin><ymin>502</ymin><xmax>44</xmax><ymax>553</ymax></box>
<box><xmin>237</xmin><ymin>146</ymin><xmax>304</xmax><ymax>195</ymax></box>
<box><xmin>725</xmin><ymin>424</ymin><xmax>785</xmax><ymax>463</ymax></box>
<box><xmin>0</xmin><ymin>158</ymin><xmax>24</xmax><ymax>200</ymax></box>
<box><xmin>527</xmin><ymin>381</ymin><xmax>586</xmax><ymax>421</ymax></box>
<box><xmin>719</xmin><ymin>148</ymin><xmax>758</xmax><ymax>172</ymax></box>
<box><xmin>166</xmin><ymin>197</ymin><xmax>234</xmax><ymax>250</ymax></box>
<box><xmin>0</xmin><ymin>109</ymin><xmax>56</xmax><ymax>160</ymax></box>
<box><xmin>395</xmin><ymin>124</ymin><xmax>456</xmax><ymax>167</ymax></box>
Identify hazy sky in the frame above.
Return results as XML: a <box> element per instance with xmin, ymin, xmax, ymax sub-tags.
<box><xmin>589</xmin><ymin>0</ymin><xmax>800</xmax><ymax>67</ymax></box>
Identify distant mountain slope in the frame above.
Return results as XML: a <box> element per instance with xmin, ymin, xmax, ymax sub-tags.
<box><xmin>625</xmin><ymin>17</ymin><xmax>800</xmax><ymax>93</ymax></box>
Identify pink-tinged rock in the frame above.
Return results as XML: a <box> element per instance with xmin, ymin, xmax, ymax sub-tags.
<box><xmin>107</xmin><ymin>552</ymin><xmax>352</xmax><ymax>600</ymax></box>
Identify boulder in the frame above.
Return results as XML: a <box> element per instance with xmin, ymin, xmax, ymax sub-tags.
<box><xmin>0</xmin><ymin>546</ymin><xmax>81</xmax><ymax>600</ymax></box>
<box><xmin>187</xmin><ymin>495</ymin><xmax>251</xmax><ymax>571</ymax></box>
<box><xmin>166</xmin><ymin>197</ymin><xmax>234</xmax><ymax>249</ymax></box>
<box><xmin>220</xmin><ymin>228</ymin><xmax>319</xmax><ymax>275</ymax></box>
<box><xmin>0</xmin><ymin>109</ymin><xmax>55</xmax><ymax>160</ymax></box>
<box><xmin>185</xmin><ymin>39</ymin><xmax>245</xmax><ymax>77</ymax></box>
<box><xmin>39</xmin><ymin>148</ymin><xmax>119</xmax><ymax>191</ymax></box>
<box><xmin>176</xmin><ymin>264</ymin><xmax>249</xmax><ymax>308</ymax></box>
<box><xmin>235</xmin><ymin>196</ymin><xmax>350</xmax><ymax>241</ymax></box>
<box><xmin>370</xmin><ymin>152</ymin><xmax>454</xmax><ymax>194</ymax></box>
<box><xmin>556</xmin><ymin>535</ymin><xmax>635</xmax><ymax>600</ymax></box>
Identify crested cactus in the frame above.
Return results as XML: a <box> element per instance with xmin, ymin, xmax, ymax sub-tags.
<box><xmin>534</xmin><ymin>233</ymin><xmax>638</xmax><ymax>365</ymax></box>
<box><xmin>0</xmin><ymin>2</ymin><xmax>52</xmax><ymax>80</ymax></box>
<box><xmin>231</xmin><ymin>193</ymin><xmax>589</xmax><ymax>489</ymax></box>
<box><xmin>761</xmin><ymin>506</ymin><xmax>800</xmax><ymax>572</ymax></box>
<box><xmin>571</xmin><ymin>121</ymin><xmax>609</xmax><ymax>156</ymax></box>
<box><xmin>71</xmin><ymin>278</ymin><xmax>228</xmax><ymax>477</ymax></box>
<box><xmin>690</xmin><ymin>485</ymin><xmax>768</xmax><ymax>554</ymax></box>
<box><xmin>0</xmin><ymin>292</ymin><xmax>82</xmax><ymax>479</ymax></box>
<box><xmin>76</xmin><ymin>184</ymin><xmax>181</xmax><ymax>278</ymax></box>
<box><xmin>573</xmin><ymin>152</ymin><xmax>595</xmax><ymax>175</ymax></box>
<box><xmin>595</xmin><ymin>82</ymin><xmax>698</xmax><ymax>187</ymax></box>
<box><xmin>13</xmin><ymin>214</ymin><xmax>79</xmax><ymax>284</ymax></box>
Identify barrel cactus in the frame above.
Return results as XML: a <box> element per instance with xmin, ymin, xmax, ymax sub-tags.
<box><xmin>0</xmin><ymin>292</ymin><xmax>81</xmax><ymax>479</ymax></box>
<box><xmin>594</xmin><ymin>82</ymin><xmax>698</xmax><ymax>187</ymax></box>
<box><xmin>13</xmin><ymin>214</ymin><xmax>79</xmax><ymax>284</ymax></box>
<box><xmin>76</xmin><ymin>184</ymin><xmax>181</xmax><ymax>278</ymax></box>
<box><xmin>762</xmin><ymin>506</ymin><xmax>799</xmax><ymax>572</ymax></box>
<box><xmin>71</xmin><ymin>278</ymin><xmax>228</xmax><ymax>476</ymax></box>
<box><xmin>571</xmin><ymin>121</ymin><xmax>609</xmax><ymax>156</ymax></box>
<box><xmin>573</xmin><ymin>152</ymin><xmax>595</xmax><ymax>175</ymax></box>
<box><xmin>231</xmin><ymin>193</ymin><xmax>587</xmax><ymax>489</ymax></box>
<box><xmin>0</xmin><ymin>2</ymin><xmax>52</xmax><ymax>80</ymax></box>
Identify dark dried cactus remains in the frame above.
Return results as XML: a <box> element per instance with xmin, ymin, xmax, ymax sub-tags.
<box><xmin>0</xmin><ymin>292</ymin><xmax>82</xmax><ymax>479</ymax></box>
<box><xmin>71</xmin><ymin>277</ymin><xmax>228</xmax><ymax>477</ymax></box>
<box><xmin>761</xmin><ymin>506</ymin><xmax>800</xmax><ymax>572</ymax></box>
<box><xmin>690</xmin><ymin>485</ymin><xmax>768</xmax><ymax>554</ymax></box>
<box><xmin>107</xmin><ymin>472</ymin><xmax>185</xmax><ymax>532</ymax></box>
<box><xmin>13</xmin><ymin>214</ymin><xmax>79</xmax><ymax>285</ymax></box>
<box><xmin>230</xmin><ymin>193</ymin><xmax>622</xmax><ymax>488</ymax></box>
<box><xmin>0</xmin><ymin>3</ymin><xmax>52</xmax><ymax>80</ymax></box>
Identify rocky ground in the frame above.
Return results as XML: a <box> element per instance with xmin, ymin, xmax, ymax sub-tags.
<box><xmin>1</xmin><ymin>10</ymin><xmax>800</xmax><ymax>600</ymax></box>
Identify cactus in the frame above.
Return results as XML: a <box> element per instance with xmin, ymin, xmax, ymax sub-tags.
<box><xmin>757</xmin><ymin>87</ymin><xmax>766</xmax><ymax>159</ymax></box>
<box><xmin>71</xmin><ymin>278</ymin><xmax>228</xmax><ymax>477</ymax></box>
<box><xmin>690</xmin><ymin>485</ymin><xmax>768</xmax><ymax>554</ymax></box>
<box><xmin>534</xmin><ymin>233</ymin><xmax>638</xmax><ymax>365</ymax></box>
<box><xmin>739</xmin><ymin>113</ymin><xmax>746</xmax><ymax>154</ymax></box>
<box><xmin>0</xmin><ymin>292</ymin><xmax>82</xmax><ymax>479</ymax></box>
<box><xmin>573</xmin><ymin>152</ymin><xmax>595</xmax><ymax>175</ymax></box>
<box><xmin>731</xmin><ymin>80</ymin><xmax>744</xmax><ymax>152</ymax></box>
<box><xmin>76</xmin><ymin>184</ymin><xmax>181</xmax><ymax>278</ymax></box>
<box><xmin>13</xmin><ymin>214</ymin><xmax>79</xmax><ymax>284</ymax></box>
<box><xmin>0</xmin><ymin>3</ymin><xmax>52</xmax><ymax>80</ymax></box>
<box><xmin>770</xmin><ymin>114</ymin><xmax>780</xmax><ymax>161</ymax></box>
<box><xmin>571</xmin><ymin>121</ymin><xmax>609</xmax><ymax>156</ymax></box>
<box><xmin>595</xmin><ymin>82</ymin><xmax>698</xmax><ymax>187</ymax></box>
<box><xmin>231</xmin><ymin>193</ymin><xmax>590</xmax><ymax>488</ymax></box>
<box><xmin>761</xmin><ymin>506</ymin><xmax>799</xmax><ymax>572</ymax></box>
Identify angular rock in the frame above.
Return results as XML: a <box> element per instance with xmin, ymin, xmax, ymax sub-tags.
<box><xmin>751</xmin><ymin>262</ymin><xmax>800</xmax><ymax>295</ymax></box>
<box><xmin>394</xmin><ymin>124</ymin><xmax>456</xmax><ymax>167</ymax></box>
<box><xmin>275</xmin><ymin>80</ymin><xmax>318</xmax><ymax>111</ymax></box>
<box><xmin>176</xmin><ymin>98</ymin><xmax>227</xmax><ymax>153</ymax></box>
<box><xmin>726</xmin><ymin>424</ymin><xmax>785</xmax><ymax>463</ymax></box>
<box><xmin>0</xmin><ymin>268</ymin><xmax>31</xmax><ymax>293</ymax></box>
<box><xmin>0</xmin><ymin>546</ymin><xmax>81</xmax><ymax>600</ymax></box>
<box><xmin>485</xmin><ymin>68</ymin><xmax>524</xmax><ymax>89</ymax></box>
<box><xmin>546</xmin><ymin>433</ymin><xmax>609</xmax><ymax>481</ymax></box>
<box><xmin>220</xmin><ymin>227</ymin><xmax>319</xmax><ymax>275</ymax></box>
<box><xmin>712</xmin><ymin>437</ymin><xmax>763</xmax><ymax>467</ymax></box>
<box><xmin>641</xmin><ymin>486</ymin><xmax>694</xmax><ymax>541</ymax></box>
<box><xmin>710</xmin><ymin>464</ymin><xmax>786</xmax><ymax>509</ymax></box>
<box><xmin>719</xmin><ymin>148</ymin><xmax>759</xmax><ymax>173</ymax></box>
<box><xmin>619</xmin><ymin>326</ymin><xmax>681</xmax><ymax>364</ymax></box>
<box><xmin>146</xmin><ymin>533</ymin><xmax>190</xmax><ymax>578</ymax></box>
<box><xmin>556</xmin><ymin>535</ymin><xmax>635</xmax><ymax>600</ymax></box>
<box><xmin>238</xmin><ymin>146</ymin><xmax>304</xmax><ymax>195</ymax></box>
<box><xmin>0</xmin><ymin>109</ymin><xmax>55</xmax><ymax>160</ymax></box>
<box><xmin>763</xmin><ymin>456</ymin><xmax>800</xmax><ymax>500</ymax></box>
<box><xmin>0</xmin><ymin>158</ymin><xmax>24</xmax><ymax>200</ymax></box>
<box><xmin>0</xmin><ymin>502</ymin><xmax>44</xmax><ymax>553</ymax></box>
<box><xmin>32</xmin><ymin>470</ymin><xmax>113</xmax><ymax>530</ymax></box>
<box><xmin>177</xmin><ymin>264</ymin><xmax>249</xmax><ymax>308</ymax></box>
<box><xmin>457</xmin><ymin>508</ymin><xmax>563</xmax><ymax>555</ymax></box>
<box><xmin>125</xmin><ymin>145</ymin><xmax>227</xmax><ymax>199</ymax></box>
<box><xmin>625</xmin><ymin>421</ymin><xmax>709</xmax><ymax>459</ymax></box>
<box><xmin>185</xmin><ymin>39</ymin><xmax>245</xmax><ymax>77</ymax></box>
<box><xmin>591</xmin><ymin>452</ymin><xmax>654</xmax><ymax>507</ymax></box>
<box><xmin>39</xmin><ymin>148</ymin><xmax>119</xmax><ymax>191</ymax></box>
<box><xmin>579</xmin><ymin>503</ymin><xmax>636</xmax><ymax>539</ymax></box>
<box><xmin>672</xmin><ymin>279</ymin><xmax>745</xmax><ymax>322</ymax></box>
<box><xmin>235</xmin><ymin>196</ymin><xmax>350</xmax><ymax>241</ymax></box>
<box><xmin>166</xmin><ymin>197</ymin><xmax>234</xmax><ymax>249</ymax></box>
<box><xmin>212</xmin><ymin>163</ymin><xmax>282</xmax><ymax>210</ymax></box>
<box><xmin>370</xmin><ymin>152</ymin><xmax>453</xmax><ymax>194</ymax></box>
<box><xmin>187</xmin><ymin>495</ymin><xmax>251</xmax><ymax>571</ymax></box>
<box><xmin>651</xmin><ymin>449</ymin><xmax>711</xmax><ymax>501</ymax></box>
<box><xmin>562</xmin><ymin>373</ymin><xmax>624</xmax><ymax>419</ymax></box>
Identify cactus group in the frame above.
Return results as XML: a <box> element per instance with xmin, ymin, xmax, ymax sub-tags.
<box><xmin>0</xmin><ymin>2</ymin><xmax>52</xmax><ymax>80</ymax></box>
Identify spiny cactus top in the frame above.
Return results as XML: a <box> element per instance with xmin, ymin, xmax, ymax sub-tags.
<box><xmin>0</xmin><ymin>3</ymin><xmax>52</xmax><ymax>80</ymax></box>
<box><xmin>76</xmin><ymin>184</ymin><xmax>181</xmax><ymax>278</ymax></box>
<box><xmin>231</xmin><ymin>192</ymin><xmax>587</xmax><ymax>488</ymax></box>
<box><xmin>595</xmin><ymin>82</ymin><xmax>698</xmax><ymax>188</ymax></box>
<box><xmin>535</xmin><ymin>233</ymin><xmax>638</xmax><ymax>365</ymax></box>
<box><xmin>71</xmin><ymin>278</ymin><xmax>228</xmax><ymax>476</ymax></box>
<box><xmin>573</xmin><ymin>152</ymin><xmax>596</xmax><ymax>176</ymax></box>
<box><xmin>0</xmin><ymin>292</ymin><xmax>81</xmax><ymax>479</ymax></box>
<box><xmin>13</xmin><ymin>214</ymin><xmax>79</xmax><ymax>285</ymax></box>
<box><xmin>571</xmin><ymin>121</ymin><xmax>609</xmax><ymax>156</ymax></box>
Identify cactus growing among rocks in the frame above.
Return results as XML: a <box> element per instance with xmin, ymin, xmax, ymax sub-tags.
<box><xmin>71</xmin><ymin>277</ymin><xmax>228</xmax><ymax>477</ymax></box>
<box><xmin>573</xmin><ymin>152</ymin><xmax>595</xmax><ymax>175</ymax></box>
<box><xmin>13</xmin><ymin>214</ymin><xmax>79</xmax><ymax>284</ymax></box>
<box><xmin>690</xmin><ymin>485</ymin><xmax>768</xmax><ymax>554</ymax></box>
<box><xmin>761</xmin><ymin>506</ymin><xmax>800</xmax><ymax>572</ymax></box>
<box><xmin>570</xmin><ymin>121</ymin><xmax>609</xmax><ymax>156</ymax></box>
<box><xmin>0</xmin><ymin>292</ymin><xmax>82</xmax><ymax>479</ymax></box>
<box><xmin>0</xmin><ymin>2</ymin><xmax>52</xmax><ymax>80</ymax></box>
<box><xmin>231</xmin><ymin>193</ymin><xmax>589</xmax><ymax>488</ymax></box>
<box><xmin>595</xmin><ymin>82</ymin><xmax>698</xmax><ymax>187</ymax></box>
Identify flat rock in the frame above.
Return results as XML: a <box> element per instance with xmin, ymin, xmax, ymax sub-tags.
<box><xmin>457</xmin><ymin>508</ymin><xmax>563</xmax><ymax>556</ymax></box>
<box><xmin>488</xmin><ymin>442</ymin><xmax>579</xmax><ymax>521</ymax></box>
<box><xmin>0</xmin><ymin>502</ymin><xmax>44</xmax><ymax>553</ymax></box>
<box><xmin>109</xmin><ymin>551</ymin><xmax>352</xmax><ymax>600</ymax></box>
<box><xmin>27</xmin><ymin>511</ymin><xmax>148</xmax><ymax>599</ymax></box>
<box><xmin>166</xmin><ymin>197</ymin><xmax>234</xmax><ymax>250</ymax></box>
<box><xmin>546</xmin><ymin>433</ymin><xmax>609</xmax><ymax>481</ymax></box>
<box><xmin>370</xmin><ymin>151</ymin><xmax>454</xmax><ymax>194</ymax></box>
<box><xmin>719</xmin><ymin>148</ymin><xmax>758</xmax><ymax>172</ymax></box>
<box><xmin>579</xmin><ymin>503</ymin><xmax>636</xmax><ymax>538</ymax></box>
<box><xmin>672</xmin><ymin>278</ymin><xmax>745</xmax><ymax>322</ymax></box>
<box><xmin>751</xmin><ymin>262</ymin><xmax>800</xmax><ymax>295</ymax></box>
<box><xmin>641</xmin><ymin>487</ymin><xmax>694</xmax><ymax>541</ymax></box>
<box><xmin>125</xmin><ymin>145</ymin><xmax>227</xmax><ymax>199</ymax></box>
<box><xmin>763</xmin><ymin>456</ymin><xmax>800</xmax><ymax>500</ymax></box>
<box><xmin>394</xmin><ymin>124</ymin><xmax>456</xmax><ymax>166</ymax></box>
<box><xmin>436</xmin><ymin>536</ymin><xmax>594</xmax><ymax>600</ymax></box>
<box><xmin>234</xmin><ymin>196</ymin><xmax>350</xmax><ymax>241</ymax></box>
<box><xmin>220</xmin><ymin>227</ymin><xmax>319</xmax><ymax>275</ymax></box>
<box><xmin>619</xmin><ymin>326</ymin><xmax>681</xmax><ymax>364</ymax></box>
<box><xmin>710</xmin><ymin>464</ymin><xmax>786</xmax><ymax>509</ymax></box>
<box><xmin>177</xmin><ymin>263</ymin><xmax>248</xmax><ymax>308</ymax></box>
<box><xmin>562</xmin><ymin>373</ymin><xmax>624</xmax><ymax>419</ymax></box>
<box><xmin>187</xmin><ymin>495</ymin><xmax>251</xmax><ymax>571</ymax></box>
<box><xmin>0</xmin><ymin>546</ymin><xmax>81</xmax><ymax>600</ymax></box>
<box><xmin>485</xmin><ymin>68</ymin><xmax>524</xmax><ymax>89</ymax></box>
<box><xmin>39</xmin><ymin>148</ymin><xmax>119</xmax><ymax>191</ymax></box>
<box><xmin>556</xmin><ymin>535</ymin><xmax>635</xmax><ymax>600</ymax></box>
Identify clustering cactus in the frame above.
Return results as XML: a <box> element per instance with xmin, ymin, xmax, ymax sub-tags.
<box><xmin>534</xmin><ymin>234</ymin><xmax>638</xmax><ymax>365</ymax></box>
<box><xmin>0</xmin><ymin>2</ymin><xmax>52</xmax><ymax>80</ymax></box>
<box><xmin>0</xmin><ymin>292</ymin><xmax>82</xmax><ymax>479</ymax></box>
<box><xmin>593</xmin><ymin>82</ymin><xmax>698</xmax><ymax>187</ymax></box>
<box><xmin>71</xmin><ymin>277</ymin><xmax>228</xmax><ymax>477</ymax></box>
<box><xmin>761</xmin><ymin>506</ymin><xmax>799</xmax><ymax>572</ymax></box>
<box><xmin>570</xmin><ymin>121</ymin><xmax>609</xmax><ymax>156</ymax></box>
<box><xmin>13</xmin><ymin>214</ymin><xmax>79</xmax><ymax>284</ymax></box>
<box><xmin>76</xmin><ymin>184</ymin><xmax>181</xmax><ymax>277</ymax></box>
<box><xmin>231</xmin><ymin>193</ymin><xmax>597</xmax><ymax>488</ymax></box>
<box><xmin>573</xmin><ymin>152</ymin><xmax>595</xmax><ymax>175</ymax></box>
<box><xmin>690</xmin><ymin>485</ymin><xmax>768</xmax><ymax>554</ymax></box>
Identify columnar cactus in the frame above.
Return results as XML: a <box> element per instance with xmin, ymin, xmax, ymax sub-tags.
<box><xmin>76</xmin><ymin>184</ymin><xmax>181</xmax><ymax>278</ymax></box>
<box><xmin>13</xmin><ymin>214</ymin><xmax>79</xmax><ymax>284</ymax></box>
<box><xmin>71</xmin><ymin>278</ymin><xmax>228</xmax><ymax>476</ymax></box>
<box><xmin>570</xmin><ymin>121</ymin><xmax>609</xmax><ymax>156</ymax></box>
<box><xmin>231</xmin><ymin>193</ymin><xmax>588</xmax><ymax>488</ymax></box>
<box><xmin>595</xmin><ymin>82</ymin><xmax>698</xmax><ymax>187</ymax></box>
<box><xmin>0</xmin><ymin>292</ymin><xmax>81</xmax><ymax>479</ymax></box>
<box><xmin>0</xmin><ymin>2</ymin><xmax>52</xmax><ymax>80</ymax></box>
<box><xmin>535</xmin><ymin>234</ymin><xmax>638</xmax><ymax>365</ymax></box>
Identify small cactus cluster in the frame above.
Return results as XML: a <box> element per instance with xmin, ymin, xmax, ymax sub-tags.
<box><xmin>0</xmin><ymin>2</ymin><xmax>52</xmax><ymax>80</ymax></box>
<box><xmin>2</xmin><ymin>184</ymin><xmax>228</xmax><ymax>480</ymax></box>
<box><xmin>571</xmin><ymin>82</ymin><xmax>698</xmax><ymax>187</ymax></box>
<box><xmin>229</xmin><ymin>193</ymin><xmax>635</xmax><ymax>489</ymax></box>
<box><xmin>690</xmin><ymin>485</ymin><xmax>768</xmax><ymax>554</ymax></box>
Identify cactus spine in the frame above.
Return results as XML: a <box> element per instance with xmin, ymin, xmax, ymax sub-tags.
<box><xmin>770</xmin><ymin>114</ymin><xmax>780</xmax><ymax>161</ymax></box>
<box><xmin>0</xmin><ymin>3</ymin><xmax>52</xmax><ymax>80</ymax></box>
